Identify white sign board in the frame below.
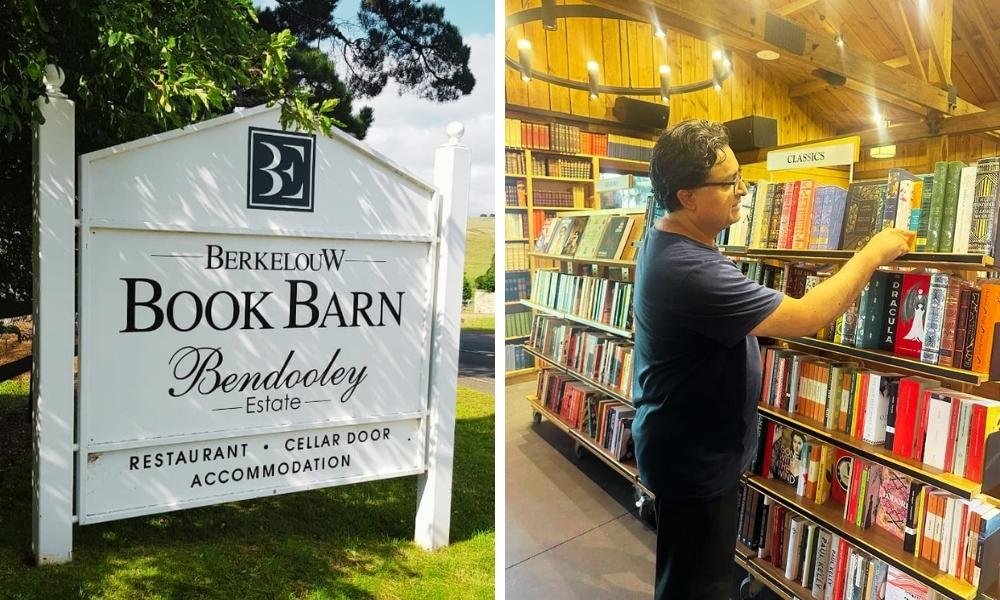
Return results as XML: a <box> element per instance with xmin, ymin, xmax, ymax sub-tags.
<box><xmin>766</xmin><ymin>141</ymin><xmax>857</xmax><ymax>171</ymax></box>
<box><xmin>77</xmin><ymin>105</ymin><xmax>446</xmax><ymax>524</ymax></box>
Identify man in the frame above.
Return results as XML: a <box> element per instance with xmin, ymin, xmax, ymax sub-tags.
<box><xmin>632</xmin><ymin>119</ymin><xmax>910</xmax><ymax>599</ymax></box>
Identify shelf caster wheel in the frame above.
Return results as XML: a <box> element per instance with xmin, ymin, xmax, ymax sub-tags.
<box><xmin>739</xmin><ymin>575</ymin><xmax>763</xmax><ymax>599</ymax></box>
<box><xmin>531</xmin><ymin>410</ymin><xmax>542</xmax><ymax>425</ymax></box>
<box><xmin>634</xmin><ymin>488</ymin><xmax>656</xmax><ymax>527</ymax></box>
<box><xmin>572</xmin><ymin>440</ymin><xmax>585</xmax><ymax>458</ymax></box>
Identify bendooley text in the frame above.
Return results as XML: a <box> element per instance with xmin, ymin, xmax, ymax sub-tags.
<box><xmin>168</xmin><ymin>347</ymin><xmax>367</xmax><ymax>402</ymax></box>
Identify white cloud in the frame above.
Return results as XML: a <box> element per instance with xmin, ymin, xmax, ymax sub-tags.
<box><xmin>358</xmin><ymin>33</ymin><xmax>495</xmax><ymax>216</ymax></box>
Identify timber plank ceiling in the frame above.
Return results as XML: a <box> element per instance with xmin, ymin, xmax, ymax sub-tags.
<box><xmin>506</xmin><ymin>0</ymin><xmax>1000</xmax><ymax>145</ymax></box>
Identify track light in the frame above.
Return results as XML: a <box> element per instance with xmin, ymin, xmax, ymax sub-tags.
<box><xmin>834</xmin><ymin>33</ymin><xmax>845</xmax><ymax>48</ymax></box>
<box><xmin>654</xmin><ymin>27</ymin><xmax>666</xmax><ymax>39</ymax></box>
<box><xmin>587</xmin><ymin>60</ymin><xmax>600</xmax><ymax>99</ymax></box>
<box><xmin>517</xmin><ymin>39</ymin><xmax>532</xmax><ymax>82</ymax></box>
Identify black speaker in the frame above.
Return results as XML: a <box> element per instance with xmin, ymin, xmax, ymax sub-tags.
<box><xmin>724</xmin><ymin>116</ymin><xmax>777</xmax><ymax>152</ymax></box>
<box><xmin>613</xmin><ymin>97</ymin><xmax>669</xmax><ymax>131</ymax></box>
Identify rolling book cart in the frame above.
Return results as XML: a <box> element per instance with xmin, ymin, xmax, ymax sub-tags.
<box><xmin>504</xmin><ymin>116</ymin><xmax>651</xmax><ymax>380</ymax></box>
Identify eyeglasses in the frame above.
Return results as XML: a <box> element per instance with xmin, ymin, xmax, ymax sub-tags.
<box><xmin>695</xmin><ymin>170</ymin><xmax>744</xmax><ymax>193</ymax></box>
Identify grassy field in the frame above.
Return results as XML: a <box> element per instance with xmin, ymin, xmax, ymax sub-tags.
<box><xmin>0</xmin><ymin>377</ymin><xmax>494</xmax><ymax>599</ymax></box>
<box><xmin>463</xmin><ymin>217</ymin><xmax>494</xmax><ymax>284</ymax></box>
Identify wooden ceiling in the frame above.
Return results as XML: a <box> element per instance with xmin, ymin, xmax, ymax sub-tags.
<box><xmin>509</xmin><ymin>0</ymin><xmax>1000</xmax><ymax>145</ymax></box>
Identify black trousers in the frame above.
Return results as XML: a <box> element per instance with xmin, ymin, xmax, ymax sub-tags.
<box><xmin>653</xmin><ymin>484</ymin><xmax>740</xmax><ymax>600</ymax></box>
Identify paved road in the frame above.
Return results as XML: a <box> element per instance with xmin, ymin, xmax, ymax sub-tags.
<box><xmin>458</xmin><ymin>330</ymin><xmax>494</xmax><ymax>395</ymax></box>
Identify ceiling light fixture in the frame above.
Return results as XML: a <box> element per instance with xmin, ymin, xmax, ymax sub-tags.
<box><xmin>587</xmin><ymin>60</ymin><xmax>600</xmax><ymax>99</ymax></box>
<box><xmin>505</xmin><ymin>6</ymin><xmax>732</xmax><ymax>99</ymax></box>
<box><xmin>517</xmin><ymin>39</ymin><xmax>532</xmax><ymax>82</ymax></box>
<box><xmin>756</xmin><ymin>49</ymin><xmax>780</xmax><ymax>60</ymax></box>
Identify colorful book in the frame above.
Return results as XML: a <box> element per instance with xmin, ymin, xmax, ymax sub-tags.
<box><xmin>839</xmin><ymin>181</ymin><xmax>887</xmax><ymax>250</ymax></box>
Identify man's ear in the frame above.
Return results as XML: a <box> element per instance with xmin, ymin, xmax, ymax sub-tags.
<box><xmin>676</xmin><ymin>188</ymin><xmax>697</xmax><ymax>211</ymax></box>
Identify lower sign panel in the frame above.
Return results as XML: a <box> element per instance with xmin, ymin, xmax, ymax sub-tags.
<box><xmin>80</xmin><ymin>418</ymin><xmax>424</xmax><ymax>523</ymax></box>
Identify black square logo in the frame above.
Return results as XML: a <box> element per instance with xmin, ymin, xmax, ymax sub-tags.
<box><xmin>247</xmin><ymin>127</ymin><xmax>316</xmax><ymax>212</ymax></box>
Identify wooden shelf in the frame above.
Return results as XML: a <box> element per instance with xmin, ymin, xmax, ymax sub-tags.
<box><xmin>756</xmin><ymin>404</ymin><xmax>982</xmax><ymax>498</ymax></box>
<box><xmin>598</xmin><ymin>156</ymin><xmax>650</xmax><ymax>172</ymax></box>
<box><xmin>505</xmin><ymin>173</ymin><xmax>527</xmax><ymax>178</ymax></box>
<box><xmin>746</xmin><ymin>475</ymin><xmax>978</xmax><ymax>600</ymax></box>
<box><xmin>505</xmin><ymin>300</ymin><xmax>528</xmax><ymax>306</ymax></box>
<box><xmin>505</xmin><ymin>334</ymin><xmax>529</xmax><ymax>341</ymax></box>
<box><xmin>522</xmin><ymin>345</ymin><xmax>632</xmax><ymax>405</ymax></box>
<box><xmin>530</xmin><ymin>205</ymin><xmax>588</xmax><ymax>212</ymax></box>
<box><xmin>734</xmin><ymin>542</ymin><xmax>813</xmax><ymax>600</ymax></box>
<box><xmin>526</xmin><ymin>395</ymin><xmax>652</xmax><ymax>498</ymax></box>
<box><xmin>506</xmin><ymin>238</ymin><xmax>529</xmax><ymax>243</ymax></box>
<box><xmin>527</xmin><ymin>251</ymin><xmax>636</xmax><ymax>267</ymax></box>
<box><xmin>531</xmin><ymin>175</ymin><xmax>595</xmax><ymax>183</ymax></box>
<box><xmin>505</xmin><ymin>205</ymin><xmax>528</xmax><ymax>210</ymax></box>
<box><xmin>505</xmin><ymin>367</ymin><xmax>537</xmax><ymax>377</ymax></box>
<box><xmin>732</xmin><ymin>248</ymin><xmax>997</xmax><ymax>272</ymax></box>
<box><xmin>519</xmin><ymin>300</ymin><xmax>632</xmax><ymax>338</ymax></box>
<box><xmin>775</xmin><ymin>336</ymin><xmax>992</xmax><ymax>385</ymax></box>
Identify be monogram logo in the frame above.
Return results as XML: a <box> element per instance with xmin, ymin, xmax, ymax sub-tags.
<box><xmin>247</xmin><ymin>127</ymin><xmax>316</xmax><ymax>211</ymax></box>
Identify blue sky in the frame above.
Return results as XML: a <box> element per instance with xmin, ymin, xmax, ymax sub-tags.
<box><xmin>253</xmin><ymin>1</ymin><xmax>495</xmax><ymax>214</ymax></box>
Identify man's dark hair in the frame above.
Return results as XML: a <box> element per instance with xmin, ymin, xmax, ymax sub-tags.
<box><xmin>649</xmin><ymin>119</ymin><xmax>730</xmax><ymax>212</ymax></box>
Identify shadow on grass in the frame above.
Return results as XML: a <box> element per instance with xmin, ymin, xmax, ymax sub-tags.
<box><xmin>0</xmin><ymin>389</ymin><xmax>494</xmax><ymax>599</ymax></box>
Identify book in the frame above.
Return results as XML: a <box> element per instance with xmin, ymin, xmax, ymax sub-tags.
<box><xmin>925</xmin><ymin>161</ymin><xmax>949</xmax><ymax>251</ymax></box>
<box><xmin>558</xmin><ymin>216</ymin><xmax>589</xmax><ymax>256</ymax></box>
<box><xmin>769</xmin><ymin>424</ymin><xmax>807</xmax><ymax>488</ymax></box>
<box><xmin>915</xmin><ymin>173</ymin><xmax>935</xmax><ymax>251</ymax></box>
<box><xmin>875</xmin><ymin>469</ymin><xmax>912</xmax><ymax>541</ymax></box>
<box><xmin>919</xmin><ymin>273</ymin><xmax>950</xmax><ymax>364</ymax></box>
<box><xmin>594</xmin><ymin>216</ymin><xmax>634</xmax><ymax>260</ymax></box>
<box><xmin>572</xmin><ymin>214</ymin><xmax>611</xmax><ymax>259</ymax></box>
<box><xmin>969</xmin><ymin>156</ymin><xmax>1000</xmax><ymax>257</ymax></box>
<box><xmin>894</xmin><ymin>272</ymin><xmax>932</xmax><ymax>359</ymax></box>
<box><xmin>880</xmin><ymin>271</ymin><xmax>906</xmax><ymax>351</ymax></box>
<box><xmin>971</xmin><ymin>281</ymin><xmax>1000</xmax><ymax>373</ymax></box>
<box><xmin>938</xmin><ymin>161</ymin><xmax>965</xmax><ymax>251</ymax></box>
<box><xmin>962</xmin><ymin>287</ymin><xmax>981</xmax><ymax>371</ymax></box>
<box><xmin>839</xmin><ymin>181</ymin><xmax>886</xmax><ymax>250</ymax></box>
<box><xmin>952</xmin><ymin>165</ymin><xmax>978</xmax><ymax>254</ymax></box>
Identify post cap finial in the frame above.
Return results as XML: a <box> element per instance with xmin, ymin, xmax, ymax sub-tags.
<box><xmin>446</xmin><ymin>121</ymin><xmax>464</xmax><ymax>144</ymax></box>
<box><xmin>43</xmin><ymin>64</ymin><xmax>65</xmax><ymax>94</ymax></box>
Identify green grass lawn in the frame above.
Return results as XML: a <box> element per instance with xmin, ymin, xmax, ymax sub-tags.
<box><xmin>0</xmin><ymin>377</ymin><xmax>494</xmax><ymax>599</ymax></box>
<box><xmin>459</xmin><ymin>314</ymin><xmax>494</xmax><ymax>333</ymax></box>
<box><xmin>463</xmin><ymin>217</ymin><xmax>494</xmax><ymax>284</ymax></box>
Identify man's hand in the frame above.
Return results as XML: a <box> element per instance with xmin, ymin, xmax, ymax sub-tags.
<box><xmin>860</xmin><ymin>228</ymin><xmax>912</xmax><ymax>265</ymax></box>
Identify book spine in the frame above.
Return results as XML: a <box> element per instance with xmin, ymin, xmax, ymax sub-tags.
<box><xmin>961</xmin><ymin>288</ymin><xmax>981</xmax><ymax>371</ymax></box>
<box><xmin>969</xmin><ymin>156</ymin><xmax>1000</xmax><ymax>256</ymax></box>
<box><xmin>937</xmin><ymin>279</ymin><xmax>962</xmax><ymax>366</ymax></box>
<box><xmin>926</xmin><ymin>161</ymin><xmax>949</xmax><ymax>251</ymax></box>
<box><xmin>939</xmin><ymin>161</ymin><xmax>964</xmax><ymax>251</ymax></box>
<box><xmin>920</xmin><ymin>273</ymin><xmax>950</xmax><ymax>364</ymax></box>
<box><xmin>880</xmin><ymin>272</ymin><xmax>904</xmax><ymax>352</ymax></box>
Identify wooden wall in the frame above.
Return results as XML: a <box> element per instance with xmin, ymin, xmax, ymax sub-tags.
<box><xmin>855</xmin><ymin>134</ymin><xmax>1000</xmax><ymax>179</ymax></box>
<box><xmin>505</xmin><ymin>0</ymin><xmax>836</xmax><ymax>145</ymax></box>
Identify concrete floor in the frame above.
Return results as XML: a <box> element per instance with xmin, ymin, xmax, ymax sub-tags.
<box><xmin>505</xmin><ymin>380</ymin><xmax>656</xmax><ymax>599</ymax></box>
<box><xmin>504</xmin><ymin>379</ymin><xmax>783</xmax><ymax>600</ymax></box>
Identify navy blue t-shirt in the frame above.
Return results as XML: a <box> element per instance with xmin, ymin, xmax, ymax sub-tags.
<box><xmin>632</xmin><ymin>228</ymin><xmax>782</xmax><ymax>499</ymax></box>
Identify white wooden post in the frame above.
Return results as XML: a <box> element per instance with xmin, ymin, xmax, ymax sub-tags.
<box><xmin>31</xmin><ymin>64</ymin><xmax>76</xmax><ymax>564</ymax></box>
<box><xmin>415</xmin><ymin>122</ymin><xmax>470</xmax><ymax>548</ymax></box>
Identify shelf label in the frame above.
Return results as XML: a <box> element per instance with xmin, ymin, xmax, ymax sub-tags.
<box><xmin>596</xmin><ymin>174</ymin><xmax>633</xmax><ymax>193</ymax></box>
<box><xmin>766</xmin><ymin>141</ymin><xmax>857</xmax><ymax>171</ymax></box>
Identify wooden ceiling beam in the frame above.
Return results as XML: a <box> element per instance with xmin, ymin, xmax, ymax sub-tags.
<box><xmin>775</xmin><ymin>0</ymin><xmax>819</xmax><ymax>17</ymax></box>
<box><xmin>921</xmin><ymin>0</ymin><xmax>953</xmax><ymax>86</ymax></box>
<box><xmin>895</xmin><ymin>0</ymin><xmax>927</xmax><ymax>81</ymax></box>
<box><xmin>788</xmin><ymin>79</ymin><xmax>830</xmax><ymax>98</ymax></box>
<box><xmin>585</xmin><ymin>0</ymin><xmax>978</xmax><ymax>116</ymax></box>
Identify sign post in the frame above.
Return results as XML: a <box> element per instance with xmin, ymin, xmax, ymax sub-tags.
<box><xmin>31</xmin><ymin>65</ymin><xmax>76</xmax><ymax>564</ymax></box>
<box><xmin>416</xmin><ymin>123</ymin><xmax>470</xmax><ymax>548</ymax></box>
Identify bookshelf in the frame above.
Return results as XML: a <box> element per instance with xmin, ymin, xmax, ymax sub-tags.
<box><xmin>734</xmin><ymin>541</ymin><xmax>814</xmax><ymax>600</ymax></box>
<box><xmin>746</xmin><ymin>475</ymin><xmax>980</xmax><ymax>600</ymax></box>
<box><xmin>744</xmin><ymin>246</ymin><xmax>1000</xmax><ymax>599</ymax></box>
<box><xmin>504</xmin><ymin>115</ymin><xmax>653</xmax><ymax>379</ymax></box>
